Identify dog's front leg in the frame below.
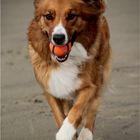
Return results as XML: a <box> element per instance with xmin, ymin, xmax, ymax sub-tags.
<box><xmin>45</xmin><ymin>93</ymin><xmax>65</xmax><ymax>128</ymax></box>
<box><xmin>56</xmin><ymin>85</ymin><xmax>97</xmax><ymax>140</ymax></box>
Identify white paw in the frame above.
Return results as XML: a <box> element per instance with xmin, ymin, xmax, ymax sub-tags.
<box><xmin>78</xmin><ymin>128</ymin><xmax>93</xmax><ymax>140</ymax></box>
<box><xmin>56</xmin><ymin>117</ymin><xmax>76</xmax><ymax>140</ymax></box>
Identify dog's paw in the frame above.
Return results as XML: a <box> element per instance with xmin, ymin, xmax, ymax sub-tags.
<box><xmin>78</xmin><ymin>128</ymin><xmax>93</xmax><ymax>140</ymax></box>
<box><xmin>56</xmin><ymin>117</ymin><xmax>76</xmax><ymax>140</ymax></box>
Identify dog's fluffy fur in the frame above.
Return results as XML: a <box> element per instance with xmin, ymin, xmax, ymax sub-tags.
<box><xmin>28</xmin><ymin>0</ymin><xmax>111</xmax><ymax>139</ymax></box>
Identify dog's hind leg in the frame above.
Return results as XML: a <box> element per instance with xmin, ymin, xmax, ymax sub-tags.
<box><xmin>61</xmin><ymin>100</ymin><xmax>72</xmax><ymax>117</ymax></box>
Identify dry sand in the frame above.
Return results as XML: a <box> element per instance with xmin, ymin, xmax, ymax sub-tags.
<box><xmin>1</xmin><ymin>0</ymin><xmax>139</xmax><ymax>140</ymax></box>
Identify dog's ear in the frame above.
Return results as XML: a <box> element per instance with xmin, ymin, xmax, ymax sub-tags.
<box><xmin>34</xmin><ymin>0</ymin><xmax>44</xmax><ymax>21</ymax></box>
<box><xmin>82</xmin><ymin>0</ymin><xmax>106</xmax><ymax>14</ymax></box>
<box><xmin>34</xmin><ymin>0</ymin><xmax>43</xmax><ymax>8</ymax></box>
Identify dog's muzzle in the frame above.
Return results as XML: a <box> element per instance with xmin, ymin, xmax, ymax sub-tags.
<box><xmin>49</xmin><ymin>32</ymin><xmax>77</xmax><ymax>63</ymax></box>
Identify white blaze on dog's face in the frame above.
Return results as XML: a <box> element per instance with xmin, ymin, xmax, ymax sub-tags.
<box><xmin>51</xmin><ymin>22</ymin><xmax>68</xmax><ymax>45</ymax></box>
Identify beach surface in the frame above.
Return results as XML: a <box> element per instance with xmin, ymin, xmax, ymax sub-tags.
<box><xmin>1</xmin><ymin>0</ymin><xmax>139</xmax><ymax>140</ymax></box>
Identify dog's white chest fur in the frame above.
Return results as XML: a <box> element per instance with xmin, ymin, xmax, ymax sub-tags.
<box><xmin>48</xmin><ymin>63</ymin><xmax>81</xmax><ymax>99</ymax></box>
<box><xmin>48</xmin><ymin>42</ymin><xmax>88</xmax><ymax>99</ymax></box>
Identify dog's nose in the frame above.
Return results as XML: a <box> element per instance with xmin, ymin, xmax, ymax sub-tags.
<box><xmin>53</xmin><ymin>34</ymin><xmax>65</xmax><ymax>45</ymax></box>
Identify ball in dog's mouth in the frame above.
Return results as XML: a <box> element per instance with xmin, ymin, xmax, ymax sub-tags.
<box><xmin>49</xmin><ymin>43</ymin><xmax>72</xmax><ymax>63</ymax></box>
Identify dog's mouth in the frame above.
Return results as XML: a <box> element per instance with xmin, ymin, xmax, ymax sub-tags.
<box><xmin>49</xmin><ymin>31</ymin><xmax>77</xmax><ymax>63</ymax></box>
<box><xmin>55</xmin><ymin>54</ymin><xmax>69</xmax><ymax>62</ymax></box>
<box><xmin>49</xmin><ymin>42</ymin><xmax>72</xmax><ymax>63</ymax></box>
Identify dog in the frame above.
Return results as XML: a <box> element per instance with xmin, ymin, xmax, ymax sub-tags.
<box><xmin>28</xmin><ymin>0</ymin><xmax>111</xmax><ymax>139</ymax></box>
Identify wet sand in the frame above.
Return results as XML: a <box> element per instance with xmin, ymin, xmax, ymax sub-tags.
<box><xmin>1</xmin><ymin>0</ymin><xmax>139</xmax><ymax>140</ymax></box>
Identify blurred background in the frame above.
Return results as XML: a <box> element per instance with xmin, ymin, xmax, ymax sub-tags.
<box><xmin>1</xmin><ymin>0</ymin><xmax>139</xmax><ymax>140</ymax></box>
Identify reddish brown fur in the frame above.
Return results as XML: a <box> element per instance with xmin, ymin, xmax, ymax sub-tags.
<box><xmin>28</xmin><ymin>0</ymin><xmax>112</xmax><ymax>138</ymax></box>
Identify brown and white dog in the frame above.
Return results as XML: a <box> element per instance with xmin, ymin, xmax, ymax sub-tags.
<box><xmin>28</xmin><ymin>0</ymin><xmax>111</xmax><ymax>139</ymax></box>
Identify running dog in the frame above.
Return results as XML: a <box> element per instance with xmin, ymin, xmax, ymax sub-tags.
<box><xmin>28</xmin><ymin>0</ymin><xmax>111</xmax><ymax>139</ymax></box>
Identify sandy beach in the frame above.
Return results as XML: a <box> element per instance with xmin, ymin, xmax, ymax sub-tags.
<box><xmin>1</xmin><ymin>0</ymin><xmax>139</xmax><ymax>140</ymax></box>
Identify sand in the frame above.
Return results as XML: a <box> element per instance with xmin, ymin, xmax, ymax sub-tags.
<box><xmin>1</xmin><ymin>0</ymin><xmax>139</xmax><ymax>140</ymax></box>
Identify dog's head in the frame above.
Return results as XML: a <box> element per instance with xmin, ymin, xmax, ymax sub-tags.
<box><xmin>33</xmin><ymin>0</ymin><xmax>106</xmax><ymax>62</ymax></box>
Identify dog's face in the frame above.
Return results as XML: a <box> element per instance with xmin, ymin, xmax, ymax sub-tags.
<box><xmin>36</xmin><ymin>0</ymin><xmax>85</xmax><ymax>43</ymax></box>
<box><xmin>34</xmin><ymin>0</ymin><xmax>105</xmax><ymax>62</ymax></box>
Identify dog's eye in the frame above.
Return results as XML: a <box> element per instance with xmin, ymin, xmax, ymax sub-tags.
<box><xmin>67</xmin><ymin>13</ymin><xmax>77</xmax><ymax>21</ymax></box>
<box><xmin>44</xmin><ymin>14</ymin><xmax>54</xmax><ymax>20</ymax></box>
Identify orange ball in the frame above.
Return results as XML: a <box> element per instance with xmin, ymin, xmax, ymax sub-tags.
<box><xmin>49</xmin><ymin>43</ymin><xmax>72</xmax><ymax>57</ymax></box>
